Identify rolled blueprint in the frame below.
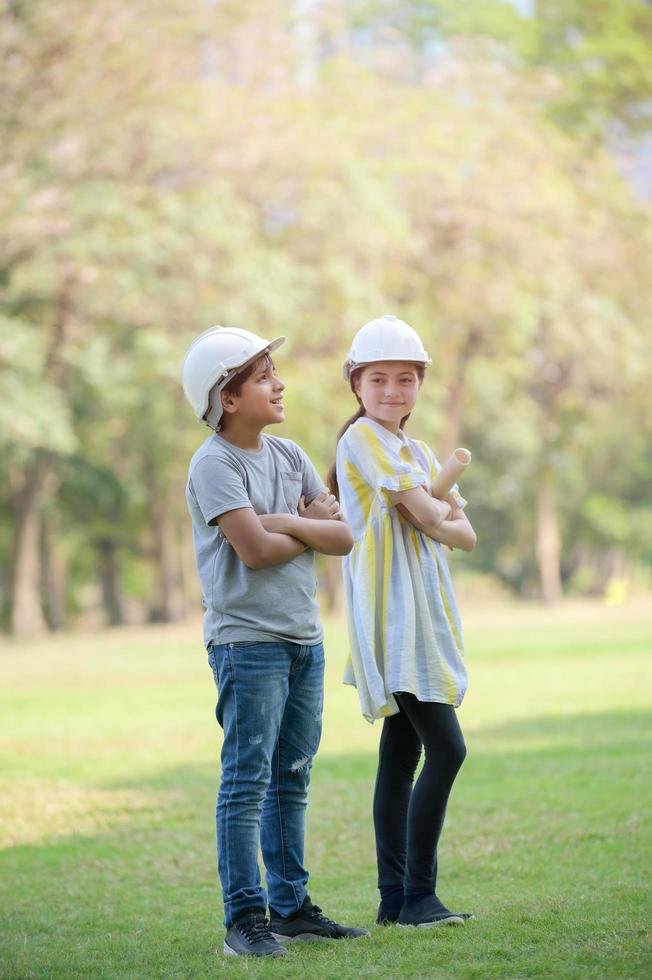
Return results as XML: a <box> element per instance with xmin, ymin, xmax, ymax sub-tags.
<box><xmin>431</xmin><ymin>448</ymin><xmax>471</xmax><ymax>500</ymax></box>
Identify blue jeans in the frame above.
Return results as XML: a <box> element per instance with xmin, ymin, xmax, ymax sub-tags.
<box><xmin>207</xmin><ymin>640</ymin><xmax>325</xmax><ymax>928</ymax></box>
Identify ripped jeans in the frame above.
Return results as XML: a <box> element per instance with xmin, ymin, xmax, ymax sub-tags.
<box><xmin>207</xmin><ymin>641</ymin><xmax>324</xmax><ymax>927</ymax></box>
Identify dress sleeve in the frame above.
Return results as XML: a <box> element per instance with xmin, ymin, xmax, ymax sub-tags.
<box><xmin>190</xmin><ymin>455</ymin><xmax>252</xmax><ymax>526</ymax></box>
<box><xmin>343</xmin><ymin>421</ymin><xmax>429</xmax><ymax>494</ymax></box>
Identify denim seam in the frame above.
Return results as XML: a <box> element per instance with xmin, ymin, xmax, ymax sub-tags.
<box><xmin>288</xmin><ymin>648</ymin><xmax>309</xmax><ymax>908</ymax></box>
<box><xmin>224</xmin><ymin>643</ymin><xmax>238</xmax><ymax>920</ymax></box>
<box><xmin>274</xmin><ymin>732</ymin><xmax>292</xmax><ymax>902</ymax></box>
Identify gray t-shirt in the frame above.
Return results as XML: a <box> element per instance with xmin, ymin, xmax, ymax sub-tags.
<box><xmin>186</xmin><ymin>432</ymin><xmax>326</xmax><ymax>648</ymax></box>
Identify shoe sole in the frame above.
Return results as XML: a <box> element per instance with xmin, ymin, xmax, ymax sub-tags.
<box><xmin>398</xmin><ymin>915</ymin><xmax>465</xmax><ymax>928</ymax></box>
<box><xmin>272</xmin><ymin>931</ymin><xmax>370</xmax><ymax>944</ymax></box>
<box><xmin>223</xmin><ymin>941</ymin><xmax>287</xmax><ymax>956</ymax></box>
<box><xmin>272</xmin><ymin>932</ymin><xmax>332</xmax><ymax>944</ymax></box>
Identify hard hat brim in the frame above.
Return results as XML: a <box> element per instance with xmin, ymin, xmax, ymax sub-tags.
<box><xmin>342</xmin><ymin>353</ymin><xmax>431</xmax><ymax>381</ymax></box>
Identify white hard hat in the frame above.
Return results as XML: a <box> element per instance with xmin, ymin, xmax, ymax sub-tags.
<box><xmin>182</xmin><ymin>326</ymin><xmax>285</xmax><ymax>430</ymax></box>
<box><xmin>343</xmin><ymin>315</ymin><xmax>431</xmax><ymax>380</ymax></box>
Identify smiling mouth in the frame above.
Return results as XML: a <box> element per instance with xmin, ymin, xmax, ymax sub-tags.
<box><xmin>271</xmin><ymin>399</ymin><xmax>284</xmax><ymax>406</ymax></box>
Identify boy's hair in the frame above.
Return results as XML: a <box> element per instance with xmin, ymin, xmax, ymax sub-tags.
<box><xmin>325</xmin><ymin>363</ymin><xmax>425</xmax><ymax>499</ymax></box>
<box><xmin>205</xmin><ymin>353</ymin><xmax>274</xmax><ymax>432</ymax></box>
<box><xmin>222</xmin><ymin>353</ymin><xmax>274</xmax><ymax>399</ymax></box>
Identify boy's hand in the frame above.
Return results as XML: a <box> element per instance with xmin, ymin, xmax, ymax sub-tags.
<box><xmin>258</xmin><ymin>513</ymin><xmax>289</xmax><ymax>533</ymax></box>
<box><xmin>299</xmin><ymin>491</ymin><xmax>342</xmax><ymax>521</ymax></box>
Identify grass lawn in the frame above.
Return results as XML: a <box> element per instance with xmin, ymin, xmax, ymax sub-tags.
<box><xmin>1</xmin><ymin>598</ymin><xmax>651</xmax><ymax>978</ymax></box>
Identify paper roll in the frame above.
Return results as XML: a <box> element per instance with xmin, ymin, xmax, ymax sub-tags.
<box><xmin>431</xmin><ymin>448</ymin><xmax>471</xmax><ymax>500</ymax></box>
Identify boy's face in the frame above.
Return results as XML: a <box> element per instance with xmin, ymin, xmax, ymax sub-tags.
<box><xmin>221</xmin><ymin>357</ymin><xmax>285</xmax><ymax>430</ymax></box>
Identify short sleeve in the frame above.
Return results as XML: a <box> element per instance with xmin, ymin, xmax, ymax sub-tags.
<box><xmin>422</xmin><ymin>444</ymin><xmax>467</xmax><ymax>510</ymax></box>
<box><xmin>294</xmin><ymin>444</ymin><xmax>327</xmax><ymax>503</ymax></box>
<box><xmin>189</xmin><ymin>455</ymin><xmax>252</xmax><ymax>526</ymax></box>
<box><xmin>342</xmin><ymin>421</ymin><xmax>429</xmax><ymax>494</ymax></box>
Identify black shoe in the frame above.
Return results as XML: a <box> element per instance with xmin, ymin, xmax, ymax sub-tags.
<box><xmin>397</xmin><ymin>894</ymin><xmax>465</xmax><ymax>928</ymax></box>
<box><xmin>270</xmin><ymin>895</ymin><xmax>371</xmax><ymax>943</ymax></box>
<box><xmin>224</xmin><ymin>908</ymin><xmax>288</xmax><ymax>957</ymax></box>
<box><xmin>376</xmin><ymin>901</ymin><xmax>401</xmax><ymax>925</ymax></box>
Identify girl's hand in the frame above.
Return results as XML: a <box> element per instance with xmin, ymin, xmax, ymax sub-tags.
<box><xmin>447</xmin><ymin>500</ymin><xmax>465</xmax><ymax>521</ymax></box>
<box><xmin>299</xmin><ymin>491</ymin><xmax>342</xmax><ymax>521</ymax></box>
<box><xmin>428</xmin><ymin>508</ymin><xmax>477</xmax><ymax>552</ymax></box>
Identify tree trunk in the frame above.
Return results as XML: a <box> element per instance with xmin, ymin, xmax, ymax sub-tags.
<box><xmin>9</xmin><ymin>457</ymin><xmax>50</xmax><ymax>637</ymax></box>
<box><xmin>97</xmin><ymin>539</ymin><xmax>125</xmax><ymax>626</ymax></box>
<box><xmin>148</xmin><ymin>485</ymin><xmax>184</xmax><ymax>623</ymax></box>
<box><xmin>535</xmin><ymin>477</ymin><xmax>562</xmax><ymax>603</ymax></box>
<box><xmin>179</xmin><ymin>519</ymin><xmax>201</xmax><ymax>616</ymax></box>
<box><xmin>40</xmin><ymin>508</ymin><xmax>67</xmax><ymax>631</ymax></box>
<box><xmin>438</xmin><ymin>328</ymin><xmax>482</xmax><ymax>459</ymax></box>
<box><xmin>439</xmin><ymin>376</ymin><xmax>465</xmax><ymax>461</ymax></box>
<box><xmin>9</xmin><ymin>264</ymin><xmax>77</xmax><ymax>637</ymax></box>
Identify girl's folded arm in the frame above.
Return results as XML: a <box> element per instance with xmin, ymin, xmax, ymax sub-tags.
<box><xmin>391</xmin><ymin>486</ymin><xmax>451</xmax><ymax>534</ymax></box>
<box><xmin>424</xmin><ymin>507</ymin><xmax>477</xmax><ymax>552</ymax></box>
<box><xmin>394</xmin><ymin>490</ymin><xmax>477</xmax><ymax>552</ymax></box>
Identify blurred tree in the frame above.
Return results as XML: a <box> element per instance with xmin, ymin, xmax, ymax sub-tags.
<box><xmin>347</xmin><ymin>0</ymin><xmax>652</xmax><ymax>136</ymax></box>
<box><xmin>1</xmin><ymin>0</ymin><xmax>651</xmax><ymax>630</ymax></box>
<box><xmin>531</xmin><ymin>0</ymin><xmax>652</xmax><ymax>136</ymax></box>
<box><xmin>0</xmin><ymin>0</ymin><xmax>206</xmax><ymax>632</ymax></box>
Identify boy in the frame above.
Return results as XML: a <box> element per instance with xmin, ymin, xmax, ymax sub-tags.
<box><xmin>182</xmin><ymin>326</ymin><xmax>368</xmax><ymax>957</ymax></box>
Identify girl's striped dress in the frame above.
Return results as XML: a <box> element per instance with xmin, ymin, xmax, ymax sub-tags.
<box><xmin>336</xmin><ymin>417</ymin><xmax>468</xmax><ymax>723</ymax></box>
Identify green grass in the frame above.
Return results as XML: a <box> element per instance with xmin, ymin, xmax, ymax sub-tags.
<box><xmin>1</xmin><ymin>599</ymin><xmax>651</xmax><ymax>978</ymax></box>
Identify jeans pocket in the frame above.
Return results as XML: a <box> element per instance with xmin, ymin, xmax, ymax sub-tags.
<box><xmin>208</xmin><ymin>642</ymin><xmax>233</xmax><ymax>689</ymax></box>
<box><xmin>207</xmin><ymin>646</ymin><xmax>219</xmax><ymax>688</ymax></box>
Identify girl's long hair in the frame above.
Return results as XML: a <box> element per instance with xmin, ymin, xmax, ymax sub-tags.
<box><xmin>326</xmin><ymin>364</ymin><xmax>425</xmax><ymax>499</ymax></box>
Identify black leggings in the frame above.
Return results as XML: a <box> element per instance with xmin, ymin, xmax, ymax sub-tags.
<box><xmin>373</xmin><ymin>693</ymin><xmax>467</xmax><ymax>901</ymax></box>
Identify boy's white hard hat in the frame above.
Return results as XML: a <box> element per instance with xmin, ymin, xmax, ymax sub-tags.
<box><xmin>182</xmin><ymin>326</ymin><xmax>285</xmax><ymax>430</ymax></box>
<box><xmin>342</xmin><ymin>314</ymin><xmax>431</xmax><ymax>380</ymax></box>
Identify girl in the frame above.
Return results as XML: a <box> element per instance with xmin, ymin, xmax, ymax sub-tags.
<box><xmin>328</xmin><ymin>315</ymin><xmax>476</xmax><ymax>929</ymax></box>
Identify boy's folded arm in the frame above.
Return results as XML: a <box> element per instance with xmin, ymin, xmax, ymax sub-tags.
<box><xmin>259</xmin><ymin>513</ymin><xmax>353</xmax><ymax>556</ymax></box>
<box><xmin>214</xmin><ymin>507</ymin><xmax>306</xmax><ymax>569</ymax></box>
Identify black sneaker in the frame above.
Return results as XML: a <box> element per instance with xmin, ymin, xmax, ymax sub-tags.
<box><xmin>376</xmin><ymin>901</ymin><xmax>401</xmax><ymax>925</ymax></box>
<box><xmin>224</xmin><ymin>908</ymin><xmax>288</xmax><ymax>957</ymax></box>
<box><xmin>397</xmin><ymin>894</ymin><xmax>466</xmax><ymax>928</ymax></box>
<box><xmin>270</xmin><ymin>895</ymin><xmax>370</xmax><ymax>943</ymax></box>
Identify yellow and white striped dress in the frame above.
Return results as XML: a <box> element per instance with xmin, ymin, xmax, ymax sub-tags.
<box><xmin>336</xmin><ymin>417</ymin><xmax>468</xmax><ymax>723</ymax></box>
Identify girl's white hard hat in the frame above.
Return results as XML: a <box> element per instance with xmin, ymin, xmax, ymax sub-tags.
<box><xmin>182</xmin><ymin>326</ymin><xmax>285</xmax><ymax>430</ymax></box>
<box><xmin>342</xmin><ymin>315</ymin><xmax>431</xmax><ymax>380</ymax></box>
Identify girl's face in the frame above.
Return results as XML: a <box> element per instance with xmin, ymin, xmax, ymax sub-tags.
<box><xmin>354</xmin><ymin>361</ymin><xmax>421</xmax><ymax>433</ymax></box>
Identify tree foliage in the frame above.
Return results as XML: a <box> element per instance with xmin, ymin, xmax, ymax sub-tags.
<box><xmin>1</xmin><ymin>0</ymin><xmax>651</xmax><ymax>633</ymax></box>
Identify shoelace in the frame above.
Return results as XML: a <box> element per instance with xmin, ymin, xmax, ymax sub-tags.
<box><xmin>307</xmin><ymin>904</ymin><xmax>337</xmax><ymax>929</ymax></box>
<box><xmin>238</xmin><ymin>914</ymin><xmax>275</xmax><ymax>944</ymax></box>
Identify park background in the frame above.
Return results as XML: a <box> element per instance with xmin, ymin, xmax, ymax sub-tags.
<box><xmin>1</xmin><ymin>1</ymin><xmax>651</xmax><ymax>977</ymax></box>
